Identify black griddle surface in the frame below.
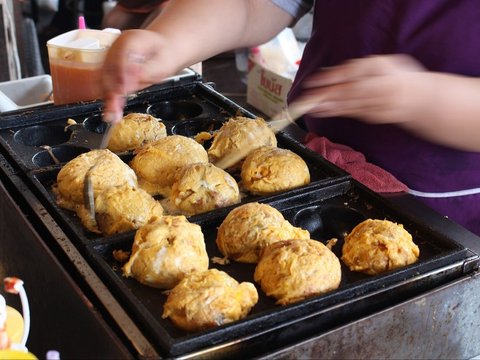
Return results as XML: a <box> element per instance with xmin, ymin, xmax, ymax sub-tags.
<box><xmin>0</xmin><ymin>80</ymin><xmax>477</xmax><ymax>357</ymax></box>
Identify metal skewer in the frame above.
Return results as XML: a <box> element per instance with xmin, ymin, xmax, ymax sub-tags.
<box><xmin>83</xmin><ymin>163</ymin><xmax>98</xmax><ymax>222</ymax></box>
<box><xmin>99</xmin><ymin>123</ymin><xmax>113</xmax><ymax>149</ymax></box>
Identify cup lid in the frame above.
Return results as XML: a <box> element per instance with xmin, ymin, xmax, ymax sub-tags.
<box><xmin>47</xmin><ymin>29</ymin><xmax>120</xmax><ymax>51</ymax></box>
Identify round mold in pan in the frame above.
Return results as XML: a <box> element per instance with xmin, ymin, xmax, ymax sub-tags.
<box><xmin>292</xmin><ymin>205</ymin><xmax>367</xmax><ymax>241</ymax></box>
<box><xmin>83</xmin><ymin>113</ymin><xmax>108</xmax><ymax>134</ymax></box>
<box><xmin>146</xmin><ymin>100</ymin><xmax>203</xmax><ymax>121</ymax></box>
<box><xmin>171</xmin><ymin>118</ymin><xmax>225</xmax><ymax>137</ymax></box>
<box><xmin>83</xmin><ymin>111</ymin><xmax>172</xmax><ymax>136</ymax></box>
<box><xmin>32</xmin><ymin>145</ymin><xmax>90</xmax><ymax>167</ymax></box>
<box><xmin>123</xmin><ymin>103</ymin><xmax>150</xmax><ymax>114</ymax></box>
<box><xmin>14</xmin><ymin>125</ymin><xmax>73</xmax><ymax>147</ymax></box>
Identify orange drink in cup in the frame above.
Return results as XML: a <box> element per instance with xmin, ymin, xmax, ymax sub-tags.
<box><xmin>47</xmin><ymin>29</ymin><xmax>120</xmax><ymax>105</ymax></box>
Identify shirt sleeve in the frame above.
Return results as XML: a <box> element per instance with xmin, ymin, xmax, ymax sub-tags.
<box><xmin>117</xmin><ymin>0</ymin><xmax>166</xmax><ymax>10</ymax></box>
<box><xmin>270</xmin><ymin>0</ymin><xmax>314</xmax><ymax>21</ymax></box>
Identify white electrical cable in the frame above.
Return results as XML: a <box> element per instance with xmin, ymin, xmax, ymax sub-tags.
<box><xmin>408</xmin><ymin>187</ymin><xmax>480</xmax><ymax>198</ymax></box>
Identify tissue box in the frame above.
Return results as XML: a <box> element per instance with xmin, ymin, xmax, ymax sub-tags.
<box><xmin>246</xmin><ymin>58</ymin><xmax>294</xmax><ymax>117</ymax></box>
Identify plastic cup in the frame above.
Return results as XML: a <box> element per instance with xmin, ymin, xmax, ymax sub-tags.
<box><xmin>47</xmin><ymin>29</ymin><xmax>120</xmax><ymax>105</ymax></box>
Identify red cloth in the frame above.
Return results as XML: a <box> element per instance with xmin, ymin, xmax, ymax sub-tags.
<box><xmin>304</xmin><ymin>133</ymin><xmax>408</xmax><ymax>193</ymax></box>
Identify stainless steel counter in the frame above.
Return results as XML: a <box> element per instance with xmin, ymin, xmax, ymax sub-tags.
<box><xmin>267</xmin><ymin>272</ymin><xmax>480</xmax><ymax>359</ymax></box>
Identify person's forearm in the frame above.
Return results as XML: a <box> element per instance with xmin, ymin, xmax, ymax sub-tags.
<box><xmin>146</xmin><ymin>0</ymin><xmax>292</xmax><ymax>70</ymax></box>
<box><xmin>400</xmin><ymin>73</ymin><xmax>480</xmax><ymax>152</ymax></box>
<box><xmin>100</xmin><ymin>0</ymin><xmax>293</xmax><ymax>123</ymax></box>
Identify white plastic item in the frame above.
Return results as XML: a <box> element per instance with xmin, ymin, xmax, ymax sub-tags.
<box><xmin>0</xmin><ymin>91</ymin><xmax>18</xmax><ymax>112</ymax></box>
<box><xmin>255</xmin><ymin>28</ymin><xmax>301</xmax><ymax>78</ymax></box>
<box><xmin>0</xmin><ymin>75</ymin><xmax>53</xmax><ymax>112</ymax></box>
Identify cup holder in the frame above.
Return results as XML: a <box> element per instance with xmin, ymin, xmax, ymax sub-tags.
<box><xmin>147</xmin><ymin>100</ymin><xmax>203</xmax><ymax>121</ymax></box>
<box><xmin>32</xmin><ymin>145</ymin><xmax>89</xmax><ymax>167</ymax></box>
<box><xmin>293</xmin><ymin>205</ymin><xmax>366</xmax><ymax>240</ymax></box>
<box><xmin>14</xmin><ymin>125</ymin><xmax>73</xmax><ymax>147</ymax></box>
<box><xmin>83</xmin><ymin>113</ymin><xmax>108</xmax><ymax>134</ymax></box>
<box><xmin>171</xmin><ymin>118</ymin><xmax>224</xmax><ymax>137</ymax></box>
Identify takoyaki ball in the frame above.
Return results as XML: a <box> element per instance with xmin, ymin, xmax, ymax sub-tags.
<box><xmin>77</xmin><ymin>183</ymin><xmax>163</xmax><ymax>235</ymax></box>
<box><xmin>53</xmin><ymin>149</ymin><xmax>137</xmax><ymax>211</ymax></box>
<box><xmin>130</xmin><ymin>135</ymin><xmax>209</xmax><ymax>197</ymax></box>
<box><xmin>107</xmin><ymin>113</ymin><xmax>167</xmax><ymax>152</ymax></box>
<box><xmin>123</xmin><ymin>216</ymin><xmax>209</xmax><ymax>289</ymax></box>
<box><xmin>254</xmin><ymin>239</ymin><xmax>342</xmax><ymax>306</ymax></box>
<box><xmin>241</xmin><ymin>146</ymin><xmax>310</xmax><ymax>195</ymax></box>
<box><xmin>216</xmin><ymin>202</ymin><xmax>310</xmax><ymax>263</ymax></box>
<box><xmin>341</xmin><ymin>219</ymin><xmax>420</xmax><ymax>275</ymax></box>
<box><xmin>208</xmin><ymin>116</ymin><xmax>277</xmax><ymax>169</ymax></box>
<box><xmin>168</xmin><ymin>162</ymin><xmax>240</xmax><ymax>216</ymax></box>
<box><xmin>162</xmin><ymin>269</ymin><xmax>258</xmax><ymax>332</ymax></box>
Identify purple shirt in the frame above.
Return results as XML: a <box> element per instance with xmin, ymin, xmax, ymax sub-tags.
<box><xmin>288</xmin><ymin>0</ymin><xmax>480</xmax><ymax>235</ymax></box>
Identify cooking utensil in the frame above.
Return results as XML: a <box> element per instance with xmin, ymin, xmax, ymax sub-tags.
<box><xmin>39</xmin><ymin>145</ymin><xmax>60</xmax><ymax>164</ymax></box>
<box><xmin>99</xmin><ymin>123</ymin><xmax>113</xmax><ymax>149</ymax></box>
<box><xmin>83</xmin><ymin>164</ymin><xmax>97</xmax><ymax>222</ymax></box>
<box><xmin>215</xmin><ymin>100</ymin><xmax>317</xmax><ymax>169</ymax></box>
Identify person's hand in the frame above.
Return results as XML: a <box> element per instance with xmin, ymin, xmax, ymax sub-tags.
<box><xmin>99</xmin><ymin>0</ymin><xmax>293</xmax><ymax>125</ymax></box>
<box><xmin>299</xmin><ymin>54</ymin><xmax>480</xmax><ymax>151</ymax></box>
<box><xmin>100</xmin><ymin>29</ymin><xmax>178</xmax><ymax>124</ymax></box>
<box><xmin>300</xmin><ymin>54</ymin><xmax>429</xmax><ymax>124</ymax></box>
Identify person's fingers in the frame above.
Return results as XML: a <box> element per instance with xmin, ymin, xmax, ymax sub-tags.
<box><xmin>101</xmin><ymin>48</ymin><xmax>144</xmax><ymax>124</ymax></box>
<box><xmin>303</xmin><ymin>59</ymin><xmax>381</xmax><ymax>88</ymax></box>
<box><xmin>102</xmin><ymin>33</ymin><xmax>147</xmax><ymax>95</ymax></box>
<box><xmin>100</xmin><ymin>30</ymin><xmax>163</xmax><ymax>123</ymax></box>
<box><xmin>300</xmin><ymin>81</ymin><xmax>372</xmax><ymax>106</ymax></box>
<box><xmin>307</xmin><ymin>98</ymin><xmax>396</xmax><ymax>122</ymax></box>
<box><xmin>299</xmin><ymin>77</ymin><xmax>406</xmax><ymax>123</ymax></box>
<box><xmin>304</xmin><ymin>54</ymin><xmax>424</xmax><ymax>88</ymax></box>
<box><xmin>103</xmin><ymin>93</ymin><xmax>126</xmax><ymax>124</ymax></box>
<box><xmin>101</xmin><ymin>30</ymin><xmax>177</xmax><ymax>96</ymax></box>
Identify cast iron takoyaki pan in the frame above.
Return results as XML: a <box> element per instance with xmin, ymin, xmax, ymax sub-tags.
<box><xmin>2</xmin><ymin>81</ymin><xmax>347</xmax><ymax>245</ymax></box>
<box><xmin>25</xmin><ymin>129</ymin><xmax>347</xmax><ymax>246</ymax></box>
<box><xmin>1</xmin><ymin>80</ymin><xmax>477</xmax><ymax>358</ymax></box>
<box><xmin>84</xmin><ymin>179</ymin><xmax>476</xmax><ymax>357</ymax></box>
<box><xmin>0</xmin><ymin>82</ymin><xmax>264</xmax><ymax>170</ymax></box>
